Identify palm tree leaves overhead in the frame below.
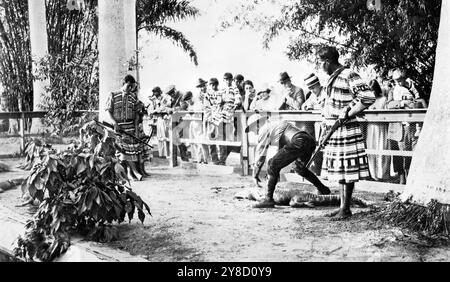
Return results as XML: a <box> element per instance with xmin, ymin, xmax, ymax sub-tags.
<box><xmin>139</xmin><ymin>24</ymin><xmax>198</xmax><ymax>65</ymax></box>
<box><xmin>137</xmin><ymin>0</ymin><xmax>200</xmax><ymax>65</ymax></box>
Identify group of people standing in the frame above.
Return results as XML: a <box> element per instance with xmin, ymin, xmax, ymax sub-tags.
<box><xmin>145</xmin><ymin>68</ymin><xmax>333</xmax><ymax>166</ymax></box>
<box><xmin>365</xmin><ymin>68</ymin><xmax>427</xmax><ymax>184</ymax></box>
<box><xmin>103</xmin><ymin>45</ymin><xmax>427</xmax><ymax>222</ymax></box>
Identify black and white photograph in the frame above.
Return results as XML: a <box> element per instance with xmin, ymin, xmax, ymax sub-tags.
<box><xmin>0</xmin><ymin>0</ymin><xmax>449</xmax><ymax>268</ymax></box>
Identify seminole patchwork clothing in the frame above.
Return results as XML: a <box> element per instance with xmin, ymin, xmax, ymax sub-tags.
<box><xmin>203</xmin><ymin>89</ymin><xmax>223</xmax><ymax>127</ymax></box>
<box><xmin>106</xmin><ymin>83</ymin><xmax>142</xmax><ymax>162</ymax></box>
<box><xmin>321</xmin><ymin>67</ymin><xmax>375</xmax><ymax>183</ymax></box>
<box><xmin>220</xmin><ymin>86</ymin><xmax>242</xmax><ymax>124</ymax></box>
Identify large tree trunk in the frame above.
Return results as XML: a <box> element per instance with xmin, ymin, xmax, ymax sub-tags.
<box><xmin>98</xmin><ymin>0</ymin><xmax>136</xmax><ymax>121</ymax></box>
<box><xmin>401</xmin><ymin>0</ymin><xmax>450</xmax><ymax>205</ymax></box>
<box><xmin>28</xmin><ymin>0</ymin><xmax>49</xmax><ymax>133</ymax></box>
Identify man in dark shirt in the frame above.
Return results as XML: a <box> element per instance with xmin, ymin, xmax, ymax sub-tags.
<box><xmin>252</xmin><ymin>118</ymin><xmax>331</xmax><ymax>208</ymax></box>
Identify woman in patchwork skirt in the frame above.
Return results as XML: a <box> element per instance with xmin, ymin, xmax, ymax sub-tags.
<box><xmin>316</xmin><ymin>46</ymin><xmax>376</xmax><ymax>220</ymax></box>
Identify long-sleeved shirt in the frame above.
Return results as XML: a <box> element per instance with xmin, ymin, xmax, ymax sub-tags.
<box><xmin>220</xmin><ymin>85</ymin><xmax>242</xmax><ymax>123</ymax></box>
<box><xmin>279</xmin><ymin>84</ymin><xmax>305</xmax><ymax>110</ymax></box>
<box><xmin>254</xmin><ymin>120</ymin><xmax>298</xmax><ymax>165</ymax></box>
<box><xmin>322</xmin><ymin>67</ymin><xmax>375</xmax><ymax>121</ymax></box>
<box><xmin>302</xmin><ymin>87</ymin><xmax>326</xmax><ymax>110</ymax></box>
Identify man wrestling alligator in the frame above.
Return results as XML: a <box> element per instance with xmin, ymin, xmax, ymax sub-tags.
<box><xmin>252</xmin><ymin>118</ymin><xmax>331</xmax><ymax>208</ymax></box>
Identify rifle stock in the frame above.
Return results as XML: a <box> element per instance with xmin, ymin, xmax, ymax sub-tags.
<box><xmin>306</xmin><ymin>119</ymin><xmax>346</xmax><ymax>168</ymax></box>
<box><xmin>94</xmin><ymin>120</ymin><xmax>154</xmax><ymax>149</ymax></box>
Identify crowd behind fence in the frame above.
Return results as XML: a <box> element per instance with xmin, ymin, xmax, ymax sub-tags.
<box><xmin>165</xmin><ymin>109</ymin><xmax>427</xmax><ymax>184</ymax></box>
<box><xmin>0</xmin><ymin>109</ymin><xmax>427</xmax><ymax>185</ymax></box>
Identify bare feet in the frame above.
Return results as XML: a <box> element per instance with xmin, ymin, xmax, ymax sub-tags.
<box><xmin>325</xmin><ymin>208</ymin><xmax>340</xmax><ymax>217</ymax></box>
<box><xmin>330</xmin><ymin>209</ymin><xmax>352</xmax><ymax>221</ymax></box>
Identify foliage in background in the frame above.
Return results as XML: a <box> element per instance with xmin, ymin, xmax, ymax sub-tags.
<box><xmin>0</xmin><ymin>0</ymin><xmax>33</xmax><ymax>114</ymax></box>
<box><xmin>137</xmin><ymin>0</ymin><xmax>200</xmax><ymax>65</ymax></box>
<box><xmin>36</xmin><ymin>52</ymin><xmax>99</xmax><ymax>136</ymax></box>
<box><xmin>0</xmin><ymin>0</ymin><xmax>199</xmax><ymax>135</ymax></box>
<box><xmin>219</xmin><ymin>0</ymin><xmax>441</xmax><ymax>99</ymax></box>
<box><xmin>14</xmin><ymin>135</ymin><xmax>151</xmax><ymax>261</ymax></box>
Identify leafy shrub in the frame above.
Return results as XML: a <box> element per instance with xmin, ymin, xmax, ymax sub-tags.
<box><xmin>14</xmin><ymin>134</ymin><xmax>151</xmax><ymax>261</ymax></box>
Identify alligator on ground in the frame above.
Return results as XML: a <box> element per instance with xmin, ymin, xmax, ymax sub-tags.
<box><xmin>0</xmin><ymin>178</ymin><xmax>24</xmax><ymax>193</ymax></box>
<box><xmin>234</xmin><ymin>183</ymin><xmax>370</xmax><ymax>208</ymax></box>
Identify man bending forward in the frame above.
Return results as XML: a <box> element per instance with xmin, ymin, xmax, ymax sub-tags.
<box><xmin>252</xmin><ymin>119</ymin><xmax>331</xmax><ymax>208</ymax></box>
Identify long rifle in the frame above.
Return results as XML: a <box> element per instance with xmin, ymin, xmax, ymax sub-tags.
<box><xmin>94</xmin><ymin>120</ymin><xmax>154</xmax><ymax>149</ymax></box>
<box><xmin>306</xmin><ymin>118</ymin><xmax>347</xmax><ymax>168</ymax></box>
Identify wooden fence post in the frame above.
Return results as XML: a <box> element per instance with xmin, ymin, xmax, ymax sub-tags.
<box><xmin>169</xmin><ymin>114</ymin><xmax>178</xmax><ymax>167</ymax></box>
<box><xmin>19</xmin><ymin>112</ymin><xmax>25</xmax><ymax>153</ymax></box>
<box><xmin>239</xmin><ymin>111</ymin><xmax>249</xmax><ymax>176</ymax></box>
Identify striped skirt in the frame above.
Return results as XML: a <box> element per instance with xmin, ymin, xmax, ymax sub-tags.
<box><xmin>116</xmin><ymin>120</ymin><xmax>142</xmax><ymax>162</ymax></box>
<box><xmin>321</xmin><ymin>119</ymin><xmax>370</xmax><ymax>184</ymax></box>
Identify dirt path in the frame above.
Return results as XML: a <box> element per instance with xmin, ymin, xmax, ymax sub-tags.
<box><xmin>2</xmin><ymin>158</ymin><xmax>450</xmax><ymax>262</ymax></box>
<box><xmin>107</xmin><ymin>166</ymin><xmax>450</xmax><ymax>262</ymax></box>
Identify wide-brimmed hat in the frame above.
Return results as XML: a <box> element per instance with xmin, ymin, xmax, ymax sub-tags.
<box><xmin>279</xmin><ymin>72</ymin><xmax>291</xmax><ymax>83</ymax></box>
<box><xmin>196</xmin><ymin>78</ymin><xmax>207</xmax><ymax>88</ymax></box>
<box><xmin>164</xmin><ymin>85</ymin><xmax>176</xmax><ymax>95</ymax></box>
<box><xmin>304</xmin><ymin>73</ymin><xmax>320</xmax><ymax>89</ymax></box>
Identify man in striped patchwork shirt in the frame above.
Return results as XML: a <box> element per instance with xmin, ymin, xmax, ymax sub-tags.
<box><xmin>316</xmin><ymin>46</ymin><xmax>375</xmax><ymax>220</ymax></box>
<box><xmin>211</xmin><ymin>72</ymin><xmax>242</xmax><ymax>165</ymax></box>
<box><xmin>252</xmin><ymin>118</ymin><xmax>331</xmax><ymax>208</ymax></box>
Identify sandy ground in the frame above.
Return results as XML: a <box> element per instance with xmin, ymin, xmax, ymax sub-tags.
<box><xmin>1</xmin><ymin>156</ymin><xmax>450</xmax><ymax>262</ymax></box>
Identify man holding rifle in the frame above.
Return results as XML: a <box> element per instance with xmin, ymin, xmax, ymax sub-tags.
<box><xmin>316</xmin><ymin>46</ymin><xmax>375</xmax><ymax>220</ymax></box>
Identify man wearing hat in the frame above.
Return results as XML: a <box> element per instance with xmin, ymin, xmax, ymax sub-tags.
<box><xmin>301</xmin><ymin>73</ymin><xmax>327</xmax><ymax>176</ymax></box>
<box><xmin>215</xmin><ymin>72</ymin><xmax>242</xmax><ymax>165</ymax></box>
<box><xmin>186</xmin><ymin>79</ymin><xmax>210</xmax><ymax>163</ymax></box>
<box><xmin>234</xmin><ymin>74</ymin><xmax>245</xmax><ymax>98</ymax></box>
<box><xmin>203</xmin><ymin>77</ymin><xmax>222</xmax><ymax>164</ymax></box>
<box><xmin>302</xmin><ymin>73</ymin><xmax>326</xmax><ymax>111</ymax></box>
<box><xmin>196</xmin><ymin>78</ymin><xmax>208</xmax><ymax>102</ymax></box>
<box><xmin>249</xmin><ymin>83</ymin><xmax>278</xmax><ymax>111</ymax></box>
<box><xmin>278</xmin><ymin>72</ymin><xmax>305</xmax><ymax>110</ymax></box>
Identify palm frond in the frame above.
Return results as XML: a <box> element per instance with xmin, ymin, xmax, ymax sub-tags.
<box><xmin>140</xmin><ymin>24</ymin><xmax>198</xmax><ymax>65</ymax></box>
<box><xmin>137</xmin><ymin>0</ymin><xmax>200</xmax><ymax>28</ymax></box>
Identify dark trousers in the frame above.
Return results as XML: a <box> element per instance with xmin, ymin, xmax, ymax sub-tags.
<box><xmin>267</xmin><ymin>132</ymin><xmax>328</xmax><ymax>193</ymax></box>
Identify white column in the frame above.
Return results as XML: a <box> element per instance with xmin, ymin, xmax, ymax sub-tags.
<box><xmin>123</xmin><ymin>0</ymin><xmax>137</xmax><ymax>81</ymax></box>
<box><xmin>401</xmin><ymin>1</ymin><xmax>450</xmax><ymax>205</ymax></box>
<box><xmin>28</xmin><ymin>0</ymin><xmax>49</xmax><ymax>132</ymax></box>
<box><xmin>98</xmin><ymin>0</ymin><xmax>129</xmax><ymax>121</ymax></box>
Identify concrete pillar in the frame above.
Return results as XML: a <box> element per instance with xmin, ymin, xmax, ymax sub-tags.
<box><xmin>401</xmin><ymin>1</ymin><xmax>450</xmax><ymax>205</ymax></box>
<box><xmin>28</xmin><ymin>0</ymin><xmax>49</xmax><ymax>132</ymax></box>
<box><xmin>98</xmin><ymin>0</ymin><xmax>129</xmax><ymax>121</ymax></box>
<box><xmin>123</xmin><ymin>0</ymin><xmax>138</xmax><ymax>81</ymax></box>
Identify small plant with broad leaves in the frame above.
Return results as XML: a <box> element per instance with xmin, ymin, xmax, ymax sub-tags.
<box><xmin>14</xmin><ymin>129</ymin><xmax>151</xmax><ymax>261</ymax></box>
